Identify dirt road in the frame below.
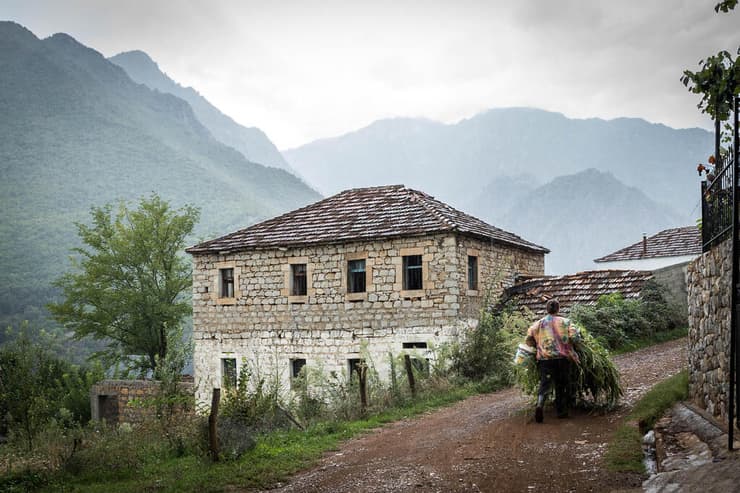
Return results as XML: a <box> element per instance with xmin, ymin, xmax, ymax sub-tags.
<box><xmin>265</xmin><ymin>338</ymin><xmax>687</xmax><ymax>493</ymax></box>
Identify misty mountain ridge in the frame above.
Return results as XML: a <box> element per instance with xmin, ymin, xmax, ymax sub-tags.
<box><xmin>109</xmin><ymin>49</ymin><xmax>295</xmax><ymax>173</ymax></box>
<box><xmin>494</xmin><ymin>169</ymin><xmax>683</xmax><ymax>274</ymax></box>
<box><xmin>0</xmin><ymin>21</ymin><xmax>320</xmax><ymax>325</ymax></box>
<box><xmin>285</xmin><ymin>108</ymin><xmax>708</xmax><ymax>274</ymax></box>
<box><xmin>284</xmin><ymin>107</ymin><xmax>711</xmax><ymax>220</ymax></box>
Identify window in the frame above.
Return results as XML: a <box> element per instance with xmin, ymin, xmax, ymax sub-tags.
<box><xmin>220</xmin><ymin>268</ymin><xmax>234</xmax><ymax>298</ymax></box>
<box><xmin>348</xmin><ymin>358</ymin><xmax>365</xmax><ymax>379</ymax></box>
<box><xmin>403</xmin><ymin>342</ymin><xmax>430</xmax><ymax>375</ymax></box>
<box><xmin>214</xmin><ymin>262</ymin><xmax>239</xmax><ymax>305</ymax></box>
<box><xmin>402</xmin><ymin>342</ymin><xmax>428</xmax><ymax>349</ymax></box>
<box><xmin>402</xmin><ymin>255</ymin><xmax>423</xmax><ymax>290</ymax></box>
<box><xmin>222</xmin><ymin>358</ymin><xmax>237</xmax><ymax>389</ymax></box>
<box><xmin>347</xmin><ymin>259</ymin><xmax>366</xmax><ymax>293</ymax></box>
<box><xmin>291</xmin><ymin>358</ymin><xmax>306</xmax><ymax>379</ymax></box>
<box><xmin>468</xmin><ymin>255</ymin><xmax>478</xmax><ymax>291</ymax></box>
<box><xmin>411</xmin><ymin>357</ymin><xmax>430</xmax><ymax>375</ymax></box>
<box><xmin>291</xmin><ymin>263</ymin><xmax>307</xmax><ymax>296</ymax></box>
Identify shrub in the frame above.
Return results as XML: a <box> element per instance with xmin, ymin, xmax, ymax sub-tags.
<box><xmin>0</xmin><ymin>330</ymin><xmax>103</xmax><ymax>451</ymax></box>
<box><xmin>452</xmin><ymin>306</ymin><xmax>530</xmax><ymax>390</ymax></box>
<box><xmin>569</xmin><ymin>280</ymin><xmax>686</xmax><ymax>350</ymax></box>
<box><xmin>221</xmin><ymin>363</ymin><xmax>293</xmax><ymax>433</ymax></box>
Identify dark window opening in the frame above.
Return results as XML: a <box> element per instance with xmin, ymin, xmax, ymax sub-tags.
<box><xmin>468</xmin><ymin>256</ymin><xmax>478</xmax><ymax>290</ymax></box>
<box><xmin>402</xmin><ymin>255</ymin><xmax>423</xmax><ymax>290</ymax></box>
<box><xmin>291</xmin><ymin>264</ymin><xmax>307</xmax><ymax>296</ymax></box>
<box><xmin>291</xmin><ymin>358</ymin><xmax>306</xmax><ymax>379</ymax></box>
<box><xmin>402</xmin><ymin>342</ymin><xmax>428</xmax><ymax>349</ymax></box>
<box><xmin>411</xmin><ymin>357</ymin><xmax>430</xmax><ymax>375</ymax></box>
<box><xmin>97</xmin><ymin>394</ymin><xmax>119</xmax><ymax>423</ymax></box>
<box><xmin>348</xmin><ymin>358</ymin><xmax>365</xmax><ymax>380</ymax></box>
<box><xmin>222</xmin><ymin>358</ymin><xmax>237</xmax><ymax>389</ymax></box>
<box><xmin>347</xmin><ymin>259</ymin><xmax>366</xmax><ymax>293</ymax></box>
<box><xmin>220</xmin><ymin>268</ymin><xmax>234</xmax><ymax>298</ymax></box>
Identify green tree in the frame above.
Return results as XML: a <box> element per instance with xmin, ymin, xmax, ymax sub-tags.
<box><xmin>0</xmin><ymin>327</ymin><xmax>103</xmax><ymax>450</ymax></box>
<box><xmin>681</xmin><ymin>1</ymin><xmax>740</xmax><ymax>155</ymax></box>
<box><xmin>49</xmin><ymin>194</ymin><xmax>199</xmax><ymax>374</ymax></box>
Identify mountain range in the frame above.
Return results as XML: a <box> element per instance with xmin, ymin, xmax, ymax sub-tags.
<box><xmin>284</xmin><ymin>108</ymin><xmax>712</xmax><ymax>274</ymax></box>
<box><xmin>109</xmin><ymin>50</ymin><xmax>295</xmax><ymax>173</ymax></box>
<box><xmin>0</xmin><ymin>19</ymin><xmax>716</xmax><ymax>329</ymax></box>
<box><xmin>0</xmin><ymin>22</ymin><xmax>320</xmax><ymax>327</ymax></box>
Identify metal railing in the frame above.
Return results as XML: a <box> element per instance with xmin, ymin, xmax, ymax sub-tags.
<box><xmin>701</xmin><ymin>146</ymin><xmax>735</xmax><ymax>251</ymax></box>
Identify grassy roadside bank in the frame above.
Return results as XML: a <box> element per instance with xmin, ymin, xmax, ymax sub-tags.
<box><xmin>605</xmin><ymin>369</ymin><xmax>689</xmax><ymax>473</ymax></box>
<box><xmin>38</xmin><ymin>387</ymin><xmax>476</xmax><ymax>492</ymax></box>
<box><xmin>5</xmin><ymin>333</ymin><xmax>688</xmax><ymax>492</ymax></box>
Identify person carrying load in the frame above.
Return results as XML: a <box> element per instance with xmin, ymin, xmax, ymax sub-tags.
<box><xmin>525</xmin><ymin>298</ymin><xmax>581</xmax><ymax>423</ymax></box>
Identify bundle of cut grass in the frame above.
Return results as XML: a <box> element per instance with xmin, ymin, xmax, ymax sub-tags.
<box><xmin>513</xmin><ymin>327</ymin><xmax>623</xmax><ymax>409</ymax></box>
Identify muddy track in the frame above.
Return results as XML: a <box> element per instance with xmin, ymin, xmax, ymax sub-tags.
<box><xmin>262</xmin><ymin>338</ymin><xmax>687</xmax><ymax>493</ymax></box>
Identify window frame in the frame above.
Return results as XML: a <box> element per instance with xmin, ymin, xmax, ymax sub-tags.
<box><xmin>213</xmin><ymin>261</ymin><xmax>240</xmax><ymax>305</ymax></box>
<box><xmin>290</xmin><ymin>358</ymin><xmax>307</xmax><ymax>389</ymax></box>
<box><xmin>348</xmin><ymin>358</ymin><xmax>366</xmax><ymax>382</ymax></box>
<box><xmin>282</xmin><ymin>257</ymin><xmax>312</xmax><ymax>304</ymax></box>
<box><xmin>291</xmin><ymin>263</ymin><xmax>307</xmax><ymax>296</ymax></box>
<box><xmin>395</xmin><ymin>247</ymin><xmax>431</xmax><ymax>299</ymax></box>
<box><xmin>220</xmin><ymin>267</ymin><xmax>235</xmax><ymax>298</ymax></box>
<box><xmin>467</xmin><ymin>255</ymin><xmax>478</xmax><ymax>291</ymax></box>
<box><xmin>344</xmin><ymin>252</ymin><xmax>372</xmax><ymax>302</ymax></box>
<box><xmin>347</xmin><ymin>258</ymin><xmax>367</xmax><ymax>294</ymax></box>
<box><xmin>221</xmin><ymin>357</ymin><xmax>237</xmax><ymax>389</ymax></box>
<box><xmin>466</xmin><ymin>248</ymin><xmax>481</xmax><ymax>296</ymax></box>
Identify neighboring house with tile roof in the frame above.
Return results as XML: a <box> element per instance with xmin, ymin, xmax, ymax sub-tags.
<box><xmin>186</xmin><ymin>185</ymin><xmax>548</xmax><ymax>404</ymax></box>
<box><xmin>593</xmin><ymin>226</ymin><xmax>701</xmax><ymax>270</ymax></box>
<box><xmin>503</xmin><ymin>270</ymin><xmax>654</xmax><ymax>316</ymax></box>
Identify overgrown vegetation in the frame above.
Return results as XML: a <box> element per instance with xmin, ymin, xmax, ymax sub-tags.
<box><xmin>0</xmin><ymin>326</ymin><xmax>104</xmax><ymax>452</ymax></box>
<box><xmin>569</xmin><ymin>280</ymin><xmax>686</xmax><ymax>351</ymax></box>
<box><xmin>1</xmin><ymin>345</ymin><xmax>475</xmax><ymax>492</ymax></box>
<box><xmin>605</xmin><ymin>370</ymin><xmax>689</xmax><ymax>473</ymax></box>
<box><xmin>1</xmin><ymin>264</ymin><xmax>689</xmax><ymax>492</ymax></box>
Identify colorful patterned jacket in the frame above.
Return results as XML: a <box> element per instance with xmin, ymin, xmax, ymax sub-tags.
<box><xmin>525</xmin><ymin>314</ymin><xmax>581</xmax><ymax>362</ymax></box>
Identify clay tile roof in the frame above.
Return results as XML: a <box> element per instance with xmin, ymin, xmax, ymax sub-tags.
<box><xmin>503</xmin><ymin>269</ymin><xmax>653</xmax><ymax>316</ymax></box>
<box><xmin>186</xmin><ymin>185</ymin><xmax>549</xmax><ymax>254</ymax></box>
<box><xmin>594</xmin><ymin>226</ymin><xmax>701</xmax><ymax>262</ymax></box>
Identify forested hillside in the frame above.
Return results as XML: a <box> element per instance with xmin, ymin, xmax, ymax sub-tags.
<box><xmin>0</xmin><ymin>22</ymin><xmax>321</xmax><ymax>330</ymax></box>
<box><xmin>109</xmin><ymin>50</ymin><xmax>296</xmax><ymax>173</ymax></box>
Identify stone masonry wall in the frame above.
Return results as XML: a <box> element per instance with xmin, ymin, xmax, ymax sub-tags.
<box><xmin>90</xmin><ymin>380</ymin><xmax>194</xmax><ymax>425</ymax></box>
<box><xmin>191</xmin><ymin>233</ymin><xmax>543</xmax><ymax>405</ymax></box>
<box><xmin>652</xmin><ymin>261</ymin><xmax>691</xmax><ymax>316</ymax></box>
<box><xmin>687</xmin><ymin>238</ymin><xmax>731</xmax><ymax>423</ymax></box>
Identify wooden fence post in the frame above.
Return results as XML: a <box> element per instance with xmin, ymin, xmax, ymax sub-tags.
<box><xmin>208</xmin><ymin>388</ymin><xmax>220</xmax><ymax>462</ymax></box>
<box><xmin>358</xmin><ymin>363</ymin><xmax>368</xmax><ymax>413</ymax></box>
<box><xmin>404</xmin><ymin>355</ymin><xmax>416</xmax><ymax>398</ymax></box>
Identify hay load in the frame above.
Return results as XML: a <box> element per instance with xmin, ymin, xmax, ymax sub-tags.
<box><xmin>514</xmin><ymin>327</ymin><xmax>623</xmax><ymax>409</ymax></box>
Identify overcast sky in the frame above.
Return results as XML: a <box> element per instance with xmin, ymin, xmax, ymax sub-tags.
<box><xmin>3</xmin><ymin>1</ymin><xmax>738</xmax><ymax>149</ymax></box>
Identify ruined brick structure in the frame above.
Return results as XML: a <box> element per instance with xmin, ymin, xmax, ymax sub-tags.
<box><xmin>186</xmin><ymin>185</ymin><xmax>547</xmax><ymax>405</ymax></box>
<box><xmin>90</xmin><ymin>379</ymin><xmax>194</xmax><ymax>424</ymax></box>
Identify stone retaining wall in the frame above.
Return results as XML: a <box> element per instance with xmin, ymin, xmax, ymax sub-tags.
<box><xmin>90</xmin><ymin>379</ymin><xmax>194</xmax><ymax>425</ymax></box>
<box><xmin>687</xmin><ymin>238</ymin><xmax>731</xmax><ymax>423</ymax></box>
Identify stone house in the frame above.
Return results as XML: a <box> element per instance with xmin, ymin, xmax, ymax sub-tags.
<box><xmin>594</xmin><ymin>226</ymin><xmax>701</xmax><ymax>309</ymax></box>
<box><xmin>593</xmin><ymin>226</ymin><xmax>701</xmax><ymax>271</ymax></box>
<box><xmin>186</xmin><ymin>185</ymin><xmax>547</xmax><ymax>405</ymax></box>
